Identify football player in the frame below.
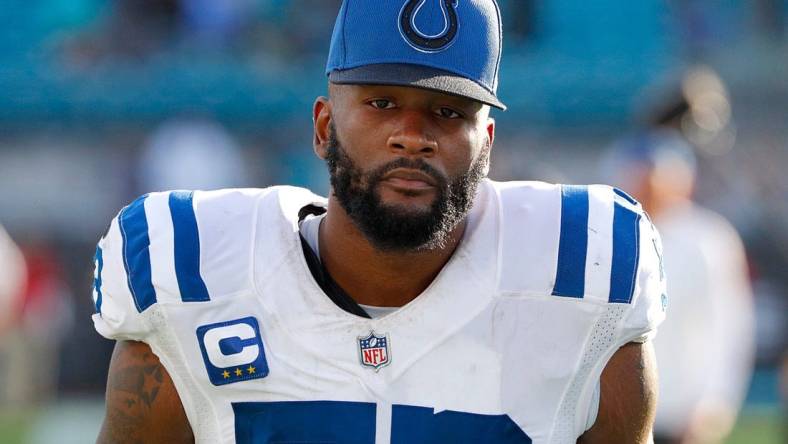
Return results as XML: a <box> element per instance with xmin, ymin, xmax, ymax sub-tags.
<box><xmin>92</xmin><ymin>1</ymin><xmax>666</xmax><ymax>443</ymax></box>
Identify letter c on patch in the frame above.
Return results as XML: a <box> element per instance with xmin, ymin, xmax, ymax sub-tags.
<box><xmin>203</xmin><ymin>323</ymin><xmax>260</xmax><ymax>368</ymax></box>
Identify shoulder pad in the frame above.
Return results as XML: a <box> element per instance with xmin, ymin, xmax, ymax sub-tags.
<box><xmin>91</xmin><ymin>188</ymin><xmax>272</xmax><ymax>340</ymax></box>
<box><xmin>497</xmin><ymin>182</ymin><xmax>663</xmax><ymax>306</ymax></box>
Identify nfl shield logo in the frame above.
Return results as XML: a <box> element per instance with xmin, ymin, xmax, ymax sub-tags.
<box><xmin>358</xmin><ymin>331</ymin><xmax>390</xmax><ymax>371</ymax></box>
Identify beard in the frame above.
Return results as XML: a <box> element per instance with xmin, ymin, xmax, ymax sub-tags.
<box><xmin>325</xmin><ymin>125</ymin><xmax>489</xmax><ymax>252</ymax></box>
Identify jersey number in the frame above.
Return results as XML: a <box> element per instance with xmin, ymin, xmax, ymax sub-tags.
<box><xmin>233</xmin><ymin>400</ymin><xmax>532</xmax><ymax>443</ymax></box>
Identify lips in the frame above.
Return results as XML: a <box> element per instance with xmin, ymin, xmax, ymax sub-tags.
<box><xmin>381</xmin><ymin>168</ymin><xmax>438</xmax><ymax>190</ymax></box>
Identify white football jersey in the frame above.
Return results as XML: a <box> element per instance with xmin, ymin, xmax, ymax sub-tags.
<box><xmin>91</xmin><ymin>179</ymin><xmax>666</xmax><ymax>444</ymax></box>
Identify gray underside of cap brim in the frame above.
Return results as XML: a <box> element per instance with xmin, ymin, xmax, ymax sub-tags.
<box><xmin>329</xmin><ymin>64</ymin><xmax>506</xmax><ymax>110</ymax></box>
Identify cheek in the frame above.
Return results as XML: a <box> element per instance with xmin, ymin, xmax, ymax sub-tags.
<box><xmin>337</xmin><ymin>127</ymin><xmax>389</xmax><ymax>166</ymax></box>
<box><xmin>445</xmin><ymin>134</ymin><xmax>485</xmax><ymax>173</ymax></box>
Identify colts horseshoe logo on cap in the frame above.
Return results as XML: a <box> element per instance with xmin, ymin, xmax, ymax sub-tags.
<box><xmin>399</xmin><ymin>0</ymin><xmax>459</xmax><ymax>53</ymax></box>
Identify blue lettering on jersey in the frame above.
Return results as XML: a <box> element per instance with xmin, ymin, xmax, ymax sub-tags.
<box><xmin>93</xmin><ymin>246</ymin><xmax>104</xmax><ymax>314</ymax></box>
<box><xmin>234</xmin><ymin>401</ymin><xmax>376</xmax><ymax>444</ymax></box>
<box><xmin>196</xmin><ymin>317</ymin><xmax>269</xmax><ymax>386</ymax></box>
<box><xmin>232</xmin><ymin>401</ymin><xmax>532</xmax><ymax>443</ymax></box>
<box><xmin>391</xmin><ymin>404</ymin><xmax>532</xmax><ymax>443</ymax></box>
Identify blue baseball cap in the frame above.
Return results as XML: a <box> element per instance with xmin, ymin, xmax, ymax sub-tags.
<box><xmin>326</xmin><ymin>0</ymin><xmax>505</xmax><ymax>110</ymax></box>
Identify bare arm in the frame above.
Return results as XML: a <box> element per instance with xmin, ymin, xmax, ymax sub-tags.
<box><xmin>97</xmin><ymin>340</ymin><xmax>194</xmax><ymax>444</ymax></box>
<box><xmin>578</xmin><ymin>341</ymin><xmax>658</xmax><ymax>444</ymax></box>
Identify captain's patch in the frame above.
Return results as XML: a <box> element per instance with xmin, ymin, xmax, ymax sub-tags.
<box><xmin>196</xmin><ymin>317</ymin><xmax>269</xmax><ymax>386</ymax></box>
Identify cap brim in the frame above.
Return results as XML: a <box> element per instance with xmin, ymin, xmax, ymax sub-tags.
<box><xmin>329</xmin><ymin>64</ymin><xmax>506</xmax><ymax>110</ymax></box>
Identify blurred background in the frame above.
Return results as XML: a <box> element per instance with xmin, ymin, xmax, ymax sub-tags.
<box><xmin>0</xmin><ymin>1</ymin><xmax>785</xmax><ymax>443</ymax></box>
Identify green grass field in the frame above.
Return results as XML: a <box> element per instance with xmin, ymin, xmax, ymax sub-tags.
<box><xmin>725</xmin><ymin>410</ymin><xmax>784</xmax><ymax>444</ymax></box>
<box><xmin>0</xmin><ymin>407</ymin><xmax>34</xmax><ymax>444</ymax></box>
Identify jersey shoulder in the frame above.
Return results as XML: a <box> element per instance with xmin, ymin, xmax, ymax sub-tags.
<box><xmin>91</xmin><ymin>186</ymin><xmax>324</xmax><ymax>340</ymax></box>
<box><xmin>491</xmin><ymin>180</ymin><xmax>666</xmax><ymax>340</ymax></box>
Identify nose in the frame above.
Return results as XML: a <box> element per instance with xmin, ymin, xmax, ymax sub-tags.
<box><xmin>386</xmin><ymin>111</ymin><xmax>438</xmax><ymax>157</ymax></box>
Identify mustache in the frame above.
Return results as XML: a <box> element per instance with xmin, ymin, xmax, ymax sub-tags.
<box><xmin>367</xmin><ymin>157</ymin><xmax>448</xmax><ymax>189</ymax></box>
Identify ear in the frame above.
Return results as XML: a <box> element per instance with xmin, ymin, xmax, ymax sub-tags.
<box><xmin>486</xmin><ymin>117</ymin><xmax>495</xmax><ymax>149</ymax></box>
<box><xmin>313</xmin><ymin>96</ymin><xmax>332</xmax><ymax>159</ymax></box>
<box><xmin>483</xmin><ymin>117</ymin><xmax>495</xmax><ymax>176</ymax></box>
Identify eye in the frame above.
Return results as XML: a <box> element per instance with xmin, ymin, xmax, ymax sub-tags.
<box><xmin>437</xmin><ymin>107</ymin><xmax>462</xmax><ymax>119</ymax></box>
<box><xmin>369</xmin><ymin>99</ymin><xmax>395</xmax><ymax>110</ymax></box>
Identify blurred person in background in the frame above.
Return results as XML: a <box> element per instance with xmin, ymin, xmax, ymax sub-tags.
<box><xmin>606</xmin><ymin>68</ymin><xmax>755</xmax><ymax>444</ymax></box>
<box><xmin>0</xmin><ymin>235</ymin><xmax>73</xmax><ymax>407</ymax></box>
<box><xmin>0</xmin><ymin>224</ymin><xmax>26</xmax><ymax>337</ymax></box>
<box><xmin>0</xmin><ymin>224</ymin><xmax>27</xmax><ymax>403</ymax></box>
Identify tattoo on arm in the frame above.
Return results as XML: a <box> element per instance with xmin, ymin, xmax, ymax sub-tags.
<box><xmin>113</xmin><ymin>352</ymin><xmax>163</xmax><ymax>409</ymax></box>
<box><xmin>97</xmin><ymin>341</ymin><xmax>192</xmax><ymax>444</ymax></box>
<box><xmin>99</xmin><ymin>344</ymin><xmax>164</xmax><ymax>444</ymax></box>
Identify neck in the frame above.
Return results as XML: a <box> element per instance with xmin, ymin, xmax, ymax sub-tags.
<box><xmin>318</xmin><ymin>195</ymin><xmax>466</xmax><ymax>307</ymax></box>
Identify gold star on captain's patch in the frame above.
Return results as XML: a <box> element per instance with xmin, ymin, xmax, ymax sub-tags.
<box><xmin>222</xmin><ymin>370</ymin><xmax>230</xmax><ymax>379</ymax></box>
<box><xmin>235</xmin><ymin>368</ymin><xmax>243</xmax><ymax>377</ymax></box>
<box><xmin>247</xmin><ymin>365</ymin><xmax>255</xmax><ymax>374</ymax></box>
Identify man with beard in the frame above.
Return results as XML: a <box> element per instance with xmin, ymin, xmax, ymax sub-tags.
<box><xmin>91</xmin><ymin>1</ymin><xmax>665</xmax><ymax>443</ymax></box>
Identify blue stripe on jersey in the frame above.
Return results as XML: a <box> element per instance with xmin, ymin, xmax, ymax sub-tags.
<box><xmin>93</xmin><ymin>246</ymin><xmax>104</xmax><ymax>314</ymax></box>
<box><xmin>609</xmin><ymin>202</ymin><xmax>641</xmax><ymax>304</ymax></box>
<box><xmin>613</xmin><ymin>187</ymin><xmax>638</xmax><ymax>206</ymax></box>
<box><xmin>169</xmin><ymin>191</ymin><xmax>210</xmax><ymax>302</ymax></box>
<box><xmin>552</xmin><ymin>185</ymin><xmax>589</xmax><ymax>298</ymax></box>
<box><xmin>119</xmin><ymin>195</ymin><xmax>157</xmax><ymax>312</ymax></box>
